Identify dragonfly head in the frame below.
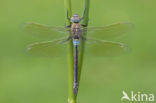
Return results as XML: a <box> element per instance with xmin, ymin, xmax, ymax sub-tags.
<box><xmin>71</xmin><ymin>14</ymin><xmax>81</xmax><ymax>23</ymax></box>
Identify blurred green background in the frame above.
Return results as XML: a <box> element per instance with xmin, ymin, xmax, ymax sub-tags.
<box><xmin>0</xmin><ymin>0</ymin><xmax>156</xmax><ymax>103</ymax></box>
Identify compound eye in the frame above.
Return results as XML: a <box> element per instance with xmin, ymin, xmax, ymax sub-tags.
<box><xmin>71</xmin><ymin>17</ymin><xmax>74</xmax><ymax>22</ymax></box>
<box><xmin>74</xmin><ymin>14</ymin><xmax>79</xmax><ymax>17</ymax></box>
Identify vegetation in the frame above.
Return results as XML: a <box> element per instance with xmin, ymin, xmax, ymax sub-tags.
<box><xmin>64</xmin><ymin>0</ymin><xmax>90</xmax><ymax>103</ymax></box>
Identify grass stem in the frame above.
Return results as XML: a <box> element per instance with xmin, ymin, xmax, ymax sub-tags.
<box><xmin>64</xmin><ymin>0</ymin><xmax>90</xmax><ymax>103</ymax></box>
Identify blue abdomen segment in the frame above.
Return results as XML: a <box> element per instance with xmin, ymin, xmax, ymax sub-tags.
<box><xmin>73</xmin><ymin>40</ymin><xmax>80</xmax><ymax>46</ymax></box>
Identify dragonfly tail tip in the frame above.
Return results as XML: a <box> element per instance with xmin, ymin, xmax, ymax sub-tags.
<box><xmin>73</xmin><ymin>87</ymin><xmax>78</xmax><ymax>94</ymax></box>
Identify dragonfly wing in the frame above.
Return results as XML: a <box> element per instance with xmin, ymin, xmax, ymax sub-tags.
<box><xmin>85</xmin><ymin>39</ymin><xmax>129</xmax><ymax>57</ymax></box>
<box><xmin>26</xmin><ymin>39</ymin><xmax>67</xmax><ymax>57</ymax></box>
<box><xmin>85</xmin><ymin>22</ymin><xmax>134</xmax><ymax>39</ymax></box>
<box><xmin>22</xmin><ymin>22</ymin><xmax>69</xmax><ymax>39</ymax></box>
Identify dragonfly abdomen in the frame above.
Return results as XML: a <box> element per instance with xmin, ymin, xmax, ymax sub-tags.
<box><xmin>73</xmin><ymin>45</ymin><xmax>78</xmax><ymax>94</ymax></box>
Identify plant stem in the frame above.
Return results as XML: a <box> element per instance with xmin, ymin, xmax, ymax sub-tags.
<box><xmin>81</xmin><ymin>0</ymin><xmax>90</xmax><ymax>26</ymax></box>
<box><xmin>64</xmin><ymin>0</ymin><xmax>76</xmax><ymax>103</ymax></box>
<box><xmin>67</xmin><ymin>39</ymin><xmax>76</xmax><ymax>103</ymax></box>
<box><xmin>64</xmin><ymin>0</ymin><xmax>72</xmax><ymax>27</ymax></box>
<box><xmin>78</xmin><ymin>0</ymin><xmax>90</xmax><ymax>89</ymax></box>
<box><xmin>64</xmin><ymin>0</ymin><xmax>90</xmax><ymax>103</ymax></box>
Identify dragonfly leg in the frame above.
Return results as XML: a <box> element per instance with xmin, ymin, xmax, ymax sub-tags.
<box><xmin>65</xmin><ymin>9</ymin><xmax>71</xmax><ymax>27</ymax></box>
<box><xmin>67</xmin><ymin>9</ymin><xmax>71</xmax><ymax>21</ymax></box>
<box><xmin>58</xmin><ymin>36</ymin><xmax>72</xmax><ymax>44</ymax></box>
<box><xmin>81</xmin><ymin>8</ymin><xmax>86</xmax><ymax>21</ymax></box>
<box><xmin>81</xmin><ymin>8</ymin><xmax>89</xmax><ymax>27</ymax></box>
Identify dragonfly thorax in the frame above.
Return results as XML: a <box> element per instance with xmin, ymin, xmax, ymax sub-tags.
<box><xmin>71</xmin><ymin>14</ymin><xmax>81</xmax><ymax>23</ymax></box>
<box><xmin>71</xmin><ymin>23</ymin><xmax>82</xmax><ymax>39</ymax></box>
<box><xmin>71</xmin><ymin>22</ymin><xmax>82</xmax><ymax>46</ymax></box>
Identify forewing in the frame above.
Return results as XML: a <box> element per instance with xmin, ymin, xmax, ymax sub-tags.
<box><xmin>22</xmin><ymin>22</ymin><xmax>69</xmax><ymax>39</ymax></box>
<box><xmin>85</xmin><ymin>22</ymin><xmax>134</xmax><ymax>39</ymax></box>
<box><xmin>85</xmin><ymin>39</ymin><xmax>129</xmax><ymax>57</ymax></box>
<box><xmin>26</xmin><ymin>39</ymin><xmax>67</xmax><ymax>57</ymax></box>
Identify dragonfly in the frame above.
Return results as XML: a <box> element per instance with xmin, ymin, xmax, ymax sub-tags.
<box><xmin>23</xmin><ymin>14</ymin><xmax>133</xmax><ymax>95</ymax></box>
